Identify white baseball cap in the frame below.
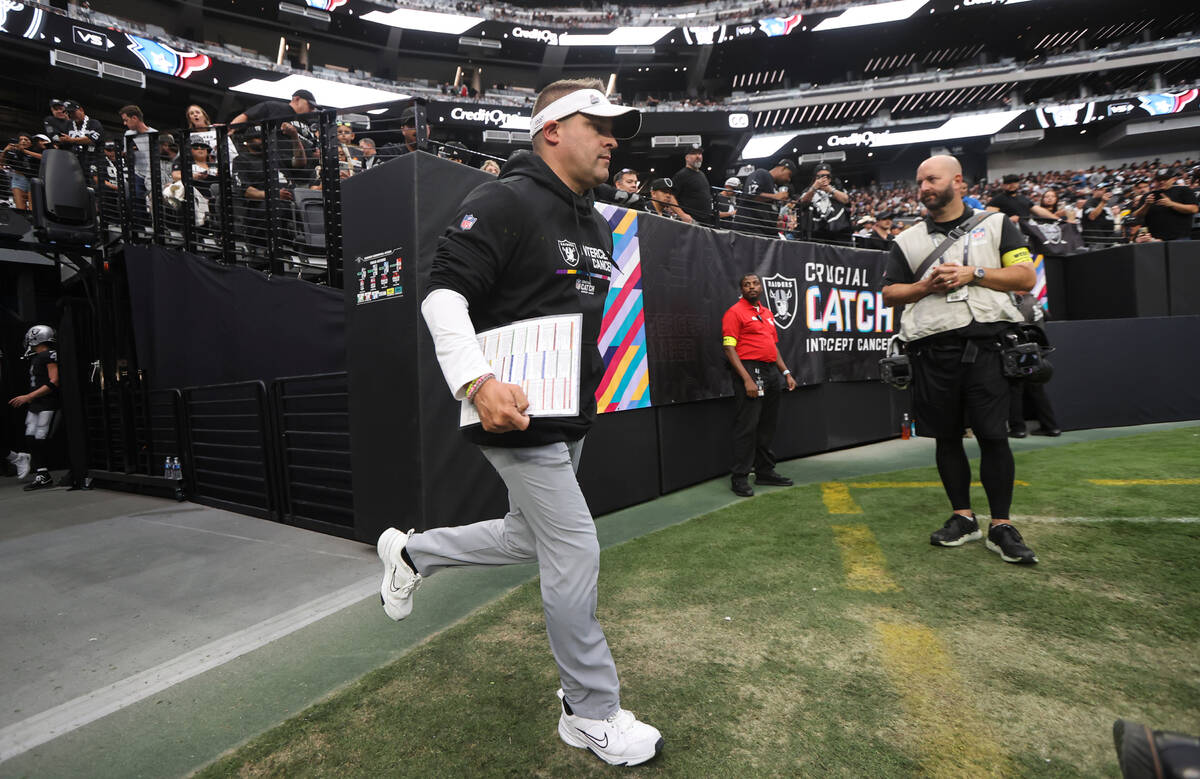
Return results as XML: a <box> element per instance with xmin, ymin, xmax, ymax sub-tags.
<box><xmin>530</xmin><ymin>88</ymin><xmax>641</xmax><ymax>140</ymax></box>
<box><xmin>724</xmin><ymin>176</ymin><xmax>740</xmax><ymax>187</ymax></box>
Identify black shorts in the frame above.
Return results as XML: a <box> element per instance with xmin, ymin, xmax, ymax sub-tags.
<box><xmin>910</xmin><ymin>339</ymin><xmax>1009</xmax><ymax>439</ymax></box>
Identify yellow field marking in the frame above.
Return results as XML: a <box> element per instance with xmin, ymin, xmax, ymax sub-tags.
<box><xmin>875</xmin><ymin>622</ymin><xmax>1010</xmax><ymax>777</ymax></box>
<box><xmin>1087</xmin><ymin>478</ymin><xmax>1200</xmax><ymax>486</ymax></box>
<box><xmin>831</xmin><ymin>525</ymin><xmax>900</xmax><ymax>593</ymax></box>
<box><xmin>821</xmin><ymin>480</ymin><xmax>1030</xmax><ymax>514</ymax></box>
<box><xmin>821</xmin><ymin>482</ymin><xmax>862</xmax><ymax>514</ymax></box>
<box><xmin>853</xmin><ymin>481</ymin><xmax>1030</xmax><ymax>488</ymax></box>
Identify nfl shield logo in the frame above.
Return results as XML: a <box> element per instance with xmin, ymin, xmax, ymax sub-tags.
<box><xmin>460</xmin><ymin>214</ymin><xmax>477</xmax><ymax>230</ymax></box>
<box><xmin>558</xmin><ymin>239</ymin><xmax>580</xmax><ymax>267</ymax></box>
<box><xmin>762</xmin><ymin>272</ymin><xmax>800</xmax><ymax>330</ymax></box>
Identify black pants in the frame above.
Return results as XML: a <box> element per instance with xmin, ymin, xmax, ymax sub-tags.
<box><xmin>911</xmin><ymin>337</ymin><xmax>1015</xmax><ymax>518</ymax></box>
<box><xmin>731</xmin><ymin>361</ymin><xmax>782</xmax><ymax>476</ymax></box>
<box><xmin>1008</xmin><ymin>380</ymin><xmax>1059</xmax><ymax>433</ymax></box>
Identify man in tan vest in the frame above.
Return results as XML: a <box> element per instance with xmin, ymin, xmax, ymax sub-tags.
<box><xmin>881</xmin><ymin>155</ymin><xmax>1040</xmax><ymax>565</ymax></box>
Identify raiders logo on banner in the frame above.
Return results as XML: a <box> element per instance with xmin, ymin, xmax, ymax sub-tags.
<box><xmin>762</xmin><ymin>272</ymin><xmax>800</xmax><ymax>330</ymax></box>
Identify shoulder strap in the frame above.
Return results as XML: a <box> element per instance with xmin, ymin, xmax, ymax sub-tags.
<box><xmin>912</xmin><ymin>210</ymin><xmax>999</xmax><ymax>280</ymax></box>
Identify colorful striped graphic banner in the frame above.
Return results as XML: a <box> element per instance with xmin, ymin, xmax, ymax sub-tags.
<box><xmin>1031</xmin><ymin>253</ymin><xmax>1048</xmax><ymax>314</ymax></box>
<box><xmin>594</xmin><ymin>204</ymin><xmax>651</xmax><ymax>413</ymax></box>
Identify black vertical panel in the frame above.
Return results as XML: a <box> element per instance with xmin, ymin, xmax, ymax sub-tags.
<box><xmin>656</xmin><ymin>396</ymin><xmax>738</xmax><ymax>493</ymax></box>
<box><xmin>576</xmin><ymin>407</ymin><xmax>660</xmax><ymax>516</ymax></box>
<box><xmin>820</xmin><ymin>382</ymin><xmax>899</xmax><ymax>451</ymax></box>
<box><xmin>342</xmin><ymin>152</ymin><xmax>507</xmax><ymax>544</ymax></box>
<box><xmin>123</xmin><ymin>246</ymin><xmax>345</xmax><ymax>390</ymax></box>
<box><xmin>1166</xmin><ymin>240</ymin><xmax>1200</xmax><ymax>316</ymax></box>
<box><xmin>1044</xmin><ymin>316</ymin><xmax>1200</xmax><ymax>430</ymax></box>
<box><xmin>1060</xmin><ymin>242</ymin><xmax>1168</xmax><ymax>319</ymax></box>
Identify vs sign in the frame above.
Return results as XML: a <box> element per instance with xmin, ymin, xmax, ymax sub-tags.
<box><xmin>73</xmin><ymin>26</ymin><xmax>112</xmax><ymax>49</ymax></box>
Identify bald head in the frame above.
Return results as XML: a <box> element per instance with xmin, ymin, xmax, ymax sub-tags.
<box><xmin>917</xmin><ymin>154</ymin><xmax>965</xmax><ymax>217</ymax></box>
<box><xmin>918</xmin><ymin>154</ymin><xmax>962</xmax><ymax>180</ymax></box>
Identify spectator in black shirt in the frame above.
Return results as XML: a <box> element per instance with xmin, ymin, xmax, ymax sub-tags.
<box><xmin>672</xmin><ymin>143</ymin><xmax>713</xmax><ymax>225</ymax></box>
<box><xmin>1080</xmin><ymin>183</ymin><xmax>1116</xmax><ymax>242</ymax></box>
<box><xmin>58</xmin><ymin>100</ymin><xmax>103</xmax><ymax>160</ymax></box>
<box><xmin>594</xmin><ymin>167</ymin><xmax>646</xmax><ymax>209</ymax></box>
<box><xmin>228</xmin><ymin>90</ymin><xmax>314</xmax><ymax>179</ymax></box>
<box><xmin>798</xmin><ymin>165</ymin><xmax>851</xmax><ymax>240</ymax></box>
<box><xmin>1132</xmin><ymin>168</ymin><xmax>1198</xmax><ymax>241</ymax></box>
<box><xmin>231</xmin><ymin>126</ymin><xmax>297</xmax><ymax>250</ymax></box>
<box><xmin>715</xmin><ymin>176</ymin><xmax>739</xmax><ymax>224</ymax></box>
<box><xmin>987</xmin><ymin>174</ymin><xmax>1057</xmax><ymax>222</ymax></box>
<box><xmin>856</xmin><ymin>211</ymin><xmax>894</xmax><ymax>250</ymax></box>
<box><xmin>377</xmin><ymin>106</ymin><xmax>429</xmax><ymax>162</ymax></box>
<box><xmin>734</xmin><ymin>158</ymin><xmax>795</xmax><ymax>236</ymax></box>
<box><xmin>646</xmin><ymin>178</ymin><xmax>693</xmax><ymax>223</ymax></box>
<box><xmin>42</xmin><ymin>100</ymin><xmax>71</xmax><ymax>147</ymax></box>
<box><xmin>357</xmin><ymin>137</ymin><xmax>380</xmax><ymax>170</ymax></box>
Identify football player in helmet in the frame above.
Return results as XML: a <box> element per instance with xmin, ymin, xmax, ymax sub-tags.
<box><xmin>9</xmin><ymin>325</ymin><xmax>60</xmax><ymax>490</ymax></box>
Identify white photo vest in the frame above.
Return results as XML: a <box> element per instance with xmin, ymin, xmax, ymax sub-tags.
<box><xmin>893</xmin><ymin>210</ymin><xmax>1025</xmax><ymax>342</ymax></box>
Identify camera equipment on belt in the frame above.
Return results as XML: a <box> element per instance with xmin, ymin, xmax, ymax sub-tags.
<box><xmin>1001</xmin><ymin>323</ymin><xmax>1054</xmax><ymax>383</ymax></box>
<box><xmin>879</xmin><ymin>335</ymin><xmax>911</xmax><ymax>389</ymax></box>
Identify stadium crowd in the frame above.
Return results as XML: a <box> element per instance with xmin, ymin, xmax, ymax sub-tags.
<box><xmin>4</xmin><ymin>87</ymin><xmax>1197</xmax><ymax>251</ymax></box>
<box><xmin>842</xmin><ymin>160</ymin><xmax>1199</xmax><ymax>243</ymax></box>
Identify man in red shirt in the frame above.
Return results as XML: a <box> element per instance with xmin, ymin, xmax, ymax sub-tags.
<box><xmin>722</xmin><ymin>273</ymin><xmax>797</xmax><ymax>496</ymax></box>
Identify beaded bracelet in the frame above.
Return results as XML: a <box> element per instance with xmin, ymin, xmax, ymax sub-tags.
<box><xmin>466</xmin><ymin>373</ymin><xmax>496</xmax><ymax>401</ymax></box>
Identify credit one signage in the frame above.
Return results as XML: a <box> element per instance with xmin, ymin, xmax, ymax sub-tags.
<box><xmin>434</xmin><ymin>103</ymin><xmax>531</xmax><ymax>131</ymax></box>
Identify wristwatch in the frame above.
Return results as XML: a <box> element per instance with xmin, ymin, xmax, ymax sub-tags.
<box><xmin>972</xmin><ymin>267</ymin><xmax>986</xmax><ymax>283</ymax></box>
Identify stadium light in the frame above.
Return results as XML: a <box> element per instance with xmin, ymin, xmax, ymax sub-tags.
<box><xmin>741</xmin><ymin>131</ymin><xmax>799</xmax><ymax>160</ymax></box>
<box><xmin>867</xmin><ymin>110</ymin><xmax>1024</xmax><ymax>146</ymax></box>
<box><xmin>556</xmin><ymin>27</ymin><xmax>674</xmax><ymax>47</ymax></box>
<box><xmin>812</xmin><ymin>0</ymin><xmax>928</xmax><ymax>31</ymax></box>
<box><xmin>361</xmin><ymin>7</ymin><xmax>484</xmax><ymax>35</ymax></box>
<box><xmin>228</xmin><ymin>73</ymin><xmax>410</xmax><ymax>108</ymax></box>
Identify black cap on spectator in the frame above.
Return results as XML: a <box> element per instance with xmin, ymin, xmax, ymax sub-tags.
<box><xmin>649</xmin><ymin>177</ymin><xmax>674</xmax><ymax>192</ymax></box>
<box><xmin>876</xmin><ymin>211</ymin><xmax>895</xmax><ymax>221</ymax></box>
<box><xmin>400</xmin><ymin>106</ymin><xmax>418</xmax><ymax>127</ymax></box>
<box><xmin>50</xmin><ymin>98</ymin><xmax>66</xmax><ymax>109</ymax></box>
<box><xmin>1003</xmin><ymin>173</ymin><xmax>1021</xmax><ymax>184</ymax></box>
<box><xmin>189</xmin><ymin>135</ymin><xmax>210</xmax><ymax>148</ymax></box>
<box><xmin>291</xmin><ymin>89</ymin><xmax>318</xmax><ymax>108</ymax></box>
<box><xmin>775</xmin><ymin>158</ymin><xmax>798</xmax><ymax>173</ymax></box>
<box><xmin>1155</xmin><ymin>167</ymin><xmax>1177</xmax><ymax>180</ymax></box>
<box><xmin>685</xmin><ymin>143</ymin><xmax>703</xmax><ymax>154</ymax></box>
<box><xmin>63</xmin><ymin>100</ymin><xmax>81</xmax><ymax>112</ymax></box>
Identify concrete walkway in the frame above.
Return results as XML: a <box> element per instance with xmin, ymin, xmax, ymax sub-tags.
<box><xmin>0</xmin><ymin>421</ymin><xmax>1193</xmax><ymax>777</ymax></box>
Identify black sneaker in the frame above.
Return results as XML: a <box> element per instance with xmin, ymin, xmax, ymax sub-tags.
<box><xmin>986</xmin><ymin>523</ymin><xmax>1038</xmax><ymax>564</ymax></box>
<box><xmin>731</xmin><ymin>475</ymin><xmax>753</xmax><ymax>497</ymax></box>
<box><xmin>23</xmin><ymin>471</ymin><xmax>53</xmax><ymax>491</ymax></box>
<box><xmin>754</xmin><ymin>470</ymin><xmax>793</xmax><ymax>487</ymax></box>
<box><xmin>930</xmin><ymin>513</ymin><xmax>982</xmax><ymax>547</ymax></box>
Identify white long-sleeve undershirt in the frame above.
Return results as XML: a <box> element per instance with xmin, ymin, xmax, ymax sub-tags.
<box><xmin>420</xmin><ymin>288</ymin><xmax>493</xmax><ymax>400</ymax></box>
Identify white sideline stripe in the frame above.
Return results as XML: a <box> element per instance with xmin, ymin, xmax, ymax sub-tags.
<box><xmin>1008</xmin><ymin>515</ymin><xmax>1200</xmax><ymax>524</ymax></box>
<box><xmin>0</xmin><ymin>576</ymin><xmax>377</xmax><ymax>764</ymax></box>
<box><xmin>133</xmin><ymin>516</ymin><xmax>371</xmax><ymax>562</ymax></box>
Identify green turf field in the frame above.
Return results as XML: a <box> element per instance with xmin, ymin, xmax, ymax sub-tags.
<box><xmin>198</xmin><ymin>427</ymin><xmax>1200</xmax><ymax>778</ymax></box>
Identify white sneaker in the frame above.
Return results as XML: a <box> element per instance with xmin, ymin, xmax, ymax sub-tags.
<box><xmin>556</xmin><ymin>689</ymin><xmax>663</xmax><ymax>766</ymax></box>
<box><xmin>377</xmin><ymin>527</ymin><xmax>421</xmax><ymax>621</ymax></box>
<box><xmin>13</xmin><ymin>453</ymin><xmax>31</xmax><ymax>480</ymax></box>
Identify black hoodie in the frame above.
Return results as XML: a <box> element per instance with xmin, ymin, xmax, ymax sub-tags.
<box><xmin>429</xmin><ymin>150</ymin><xmax>617</xmax><ymax>448</ymax></box>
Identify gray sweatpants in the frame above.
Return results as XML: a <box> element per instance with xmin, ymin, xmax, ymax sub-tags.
<box><xmin>406</xmin><ymin>438</ymin><xmax>621</xmax><ymax>719</ymax></box>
